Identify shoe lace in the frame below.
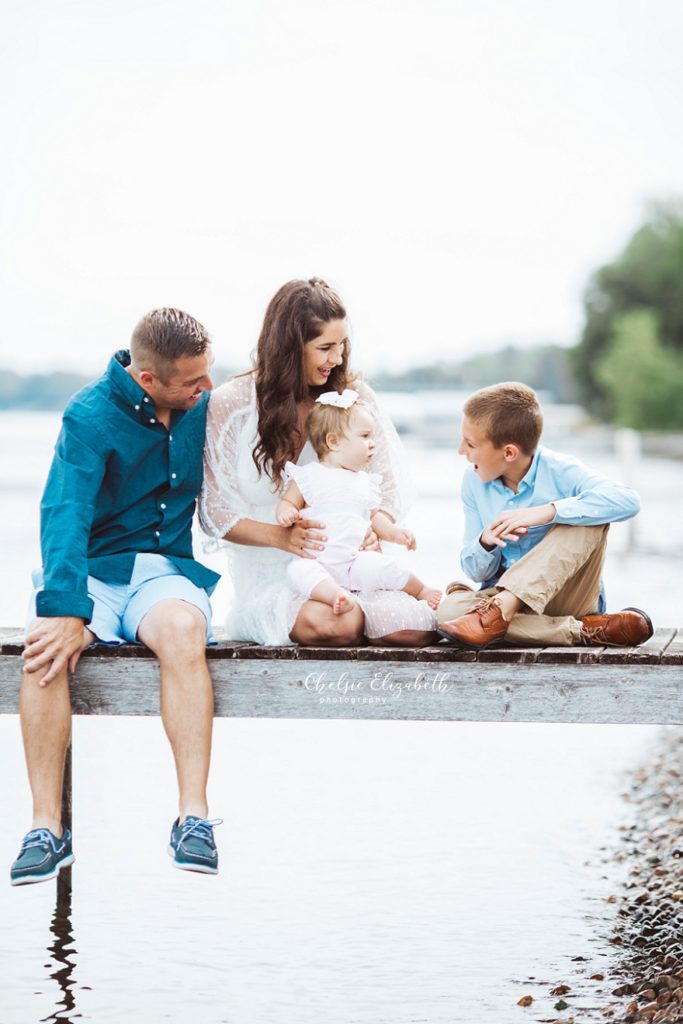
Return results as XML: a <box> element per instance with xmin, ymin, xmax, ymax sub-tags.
<box><xmin>21</xmin><ymin>828</ymin><xmax>55</xmax><ymax>851</ymax></box>
<box><xmin>582</xmin><ymin>624</ymin><xmax>617</xmax><ymax>647</ymax></box>
<box><xmin>181</xmin><ymin>817</ymin><xmax>223</xmax><ymax>842</ymax></box>
<box><xmin>473</xmin><ymin>596</ymin><xmax>502</xmax><ymax>621</ymax></box>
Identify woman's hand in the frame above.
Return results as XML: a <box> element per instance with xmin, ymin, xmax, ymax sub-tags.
<box><xmin>279</xmin><ymin>517</ymin><xmax>327</xmax><ymax>558</ymax></box>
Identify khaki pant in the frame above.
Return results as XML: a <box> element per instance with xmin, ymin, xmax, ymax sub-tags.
<box><xmin>437</xmin><ymin>524</ymin><xmax>609</xmax><ymax>646</ymax></box>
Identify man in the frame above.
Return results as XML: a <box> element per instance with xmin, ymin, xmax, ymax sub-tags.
<box><xmin>11</xmin><ymin>308</ymin><xmax>221</xmax><ymax>885</ymax></box>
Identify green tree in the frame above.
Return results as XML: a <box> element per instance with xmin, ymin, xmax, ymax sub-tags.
<box><xmin>596</xmin><ymin>310</ymin><xmax>683</xmax><ymax>430</ymax></box>
<box><xmin>572</xmin><ymin>200</ymin><xmax>683</xmax><ymax>422</ymax></box>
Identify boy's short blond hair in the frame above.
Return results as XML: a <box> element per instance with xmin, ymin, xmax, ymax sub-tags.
<box><xmin>464</xmin><ymin>382</ymin><xmax>543</xmax><ymax>454</ymax></box>
<box><xmin>307</xmin><ymin>400</ymin><xmax>375</xmax><ymax>458</ymax></box>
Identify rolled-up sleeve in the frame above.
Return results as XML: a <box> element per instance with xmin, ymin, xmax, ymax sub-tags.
<box><xmin>36</xmin><ymin>411</ymin><xmax>106</xmax><ymax>620</ymax></box>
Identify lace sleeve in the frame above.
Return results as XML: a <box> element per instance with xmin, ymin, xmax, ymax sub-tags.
<box><xmin>198</xmin><ymin>375</ymin><xmax>255</xmax><ymax>539</ymax></box>
<box><xmin>356</xmin><ymin>380</ymin><xmax>413</xmax><ymax>522</ymax></box>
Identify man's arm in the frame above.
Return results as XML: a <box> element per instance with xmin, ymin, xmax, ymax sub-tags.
<box><xmin>24</xmin><ymin>410</ymin><xmax>107</xmax><ymax>684</ymax></box>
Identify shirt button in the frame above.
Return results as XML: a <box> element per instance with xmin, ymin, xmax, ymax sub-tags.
<box><xmin>143</xmin><ymin>397</ymin><xmax>149</xmax><ymax>403</ymax></box>
<box><xmin>134</xmin><ymin>404</ymin><xmax>140</xmax><ymax>411</ymax></box>
<box><xmin>149</xmin><ymin>418</ymin><xmax>156</xmax><ymax>424</ymax></box>
<box><xmin>171</xmin><ymin>473</ymin><xmax>177</xmax><ymax>479</ymax></box>
<box><xmin>155</xmin><ymin>531</ymin><xmax>160</xmax><ymax>537</ymax></box>
<box><xmin>169</xmin><ymin>434</ymin><xmax>173</xmax><ymax>441</ymax></box>
<box><xmin>160</xmin><ymin>503</ymin><xmax>167</xmax><ymax>510</ymax></box>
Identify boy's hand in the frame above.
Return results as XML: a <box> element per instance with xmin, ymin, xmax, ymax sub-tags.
<box><xmin>481</xmin><ymin>503</ymin><xmax>556</xmax><ymax>550</ymax></box>
<box><xmin>276</xmin><ymin>499</ymin><xmax>301</xmax><ymax>527</ymax></box>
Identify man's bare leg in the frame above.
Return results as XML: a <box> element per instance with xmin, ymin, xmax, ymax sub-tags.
<box><xmin>19</xmin><ymin>627</ymin><xmax>95</xmax><ymax>836</ymax></box>
<box><xmin>136</xmin><ymin>600</ymin><xmax>213</xmax><ymax>822</ymax></box>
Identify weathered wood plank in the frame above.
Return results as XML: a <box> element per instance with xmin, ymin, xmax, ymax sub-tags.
<box><xmin>536</xmin><ymin>645</ymin><xmax>607</xmax><ymax>664</ymax></box>
<box><xmin>662</xmin><ymin>628</ymin><xmax>683</xmax><ymax>665</ymax></box>
<box><xmin>598</xmin><ymin>627</ymin><xmax>676</xmax><ymax>665</ymax></box>
<box><xmin>1</xmin><ymin>652</ymin><xmax>682</xmax><ymax>724</ymax></box>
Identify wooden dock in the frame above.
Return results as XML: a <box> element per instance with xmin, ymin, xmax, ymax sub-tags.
<box><xmin>1</xmin><ymin>627</ymin><xmax>682</xmax><ymax>726</ymax></box>
<box><xmin>2</xmin><ymin>625</ymin><xmax>681</xmax><ymax>899</ymax></box>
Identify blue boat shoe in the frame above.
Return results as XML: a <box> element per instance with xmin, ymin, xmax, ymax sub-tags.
<box><xmin>10</xmin><ymin>827</ymin><xmax>75</xmax><ymax>886</ymax></box>
<box><xmin>168</xmin><ymin>816</ymin><xmax>222</xmax><ymax>874</ymax></box>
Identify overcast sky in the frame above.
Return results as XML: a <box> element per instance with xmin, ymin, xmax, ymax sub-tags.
<box><xmin>1</xmin><ymin>0</ymin><xmax>682</xmax><ymax>376</ymax></box>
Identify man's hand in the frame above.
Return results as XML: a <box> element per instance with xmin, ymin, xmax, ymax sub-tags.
<box><xmin>22</xmin><ymin>616</ymin><xmax>88</xmax><ymax>687</ymax></box>
<box><xmin>481</xmin><ymin>503</ymin><xmax>556</xmax><ymax>550</ymax></box>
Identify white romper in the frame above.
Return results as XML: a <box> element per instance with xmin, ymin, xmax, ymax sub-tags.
<box><xmin>282</xmin><ymin>460</ymin><xmax>411</xmax><ymax>599</ymax></box>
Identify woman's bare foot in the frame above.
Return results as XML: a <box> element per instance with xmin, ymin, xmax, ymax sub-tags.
<box><xmin>417</xmin><ymin>586</ymin><xmax>443</xmax><ymax>610</ymax></box>
<box><xmin>333</xmin><ymin>590</ymin><xmax>358</xmax><ymax>615</ymax></box>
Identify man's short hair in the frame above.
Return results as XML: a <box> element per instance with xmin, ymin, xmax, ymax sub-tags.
<box><xmin>130</xmin><ymin>308</ymin><xmax>211</xmax><ymax>381</ymax></box>
<box><xmin>464</xmin><ymin>382</ymin><xmax>543</xmax><ymax>454</ymax></box>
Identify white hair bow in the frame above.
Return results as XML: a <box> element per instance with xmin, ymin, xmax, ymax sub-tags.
<box><xmin>315</xmin><ymin>389</ymin><xmax>359</xmax><ymax>409</ymax></box>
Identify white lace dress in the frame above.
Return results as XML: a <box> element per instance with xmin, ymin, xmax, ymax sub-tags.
<box><xmin>199</xmin><ymin>373</ymin><xmax>436</xmax><ymax>644</ymax></box>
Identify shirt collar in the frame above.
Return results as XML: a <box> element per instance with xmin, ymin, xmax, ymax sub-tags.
<box><xmin>491</xmin><ymin>446</ymin><xmax>542</xmax><ymax>493</ymax></box>
<box><xmin>517</xmin><ymin>447</ymin><xmax>542</xmax><ymax>492</ymax></box>
<box><xmin>106</xmin><ymin>349</ymin><xmax>159</xmax><ymax>422</ymax></box>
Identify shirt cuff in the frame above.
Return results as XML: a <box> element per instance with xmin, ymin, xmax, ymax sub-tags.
<box><xmin>36</xmin><ymin>589</ymin><xmax>94</xmax><ymax>622</ymax></box>
<box><xmin>461</xmin><ymin>539</ymin><xmax>501</xmax><ymax>581</ymax></box>
<box><xmin>552</xmin><ymin>496</ymin><xmax>593</xmax><ymax>521</ymax></box>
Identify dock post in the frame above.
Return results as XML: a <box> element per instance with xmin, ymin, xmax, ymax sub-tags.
<box><xmin>57</xmin><ymin>738</ymin><xmax>73</xmax><ymax>901</ymax></box>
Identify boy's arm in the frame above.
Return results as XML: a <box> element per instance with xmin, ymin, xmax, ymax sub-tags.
<box><xmin>456</xmin><ymin>473</ymin><xmax>505</xmax><ymax>585</ymax></box>
<box><xmin>550</xmin><ymin>460</ymin><xmax>640</xmax><ymax>525</ymax></box>
<box><xmin>370</xmin><ymin>510</ymin><xmax>416</xmax><ymax>550</ymax></box>
<box><xmin>460</xmin><ymin>473</ymin><xmax>503</xmax><ymax>582</ymax></box>
<box><xmin>276</xmin><ymin>481</ymin><xmax>305</xmax><ymax>527</ymax></box>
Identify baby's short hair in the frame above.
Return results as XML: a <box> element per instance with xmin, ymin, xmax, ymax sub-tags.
<box><xmin>307</xmin><ymin>399</ymin><xmax>375</xmax><ymax>458</ymax></box>
<box><xmin>464</xmin><ymin>382</ymin><xmax>543</xmax><ymax>454</ymax></box>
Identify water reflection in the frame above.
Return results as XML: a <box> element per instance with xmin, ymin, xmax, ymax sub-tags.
<box><xmin>41</xmin><ymin>869</ymin><xmax>79</xmax><ymax>1024</ymax></box>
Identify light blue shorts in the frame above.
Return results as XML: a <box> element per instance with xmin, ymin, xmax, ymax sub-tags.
<box><xmin>27</xmin><ymin>553</ymin><xmax>213</xmax><ymax>645</ymax></box>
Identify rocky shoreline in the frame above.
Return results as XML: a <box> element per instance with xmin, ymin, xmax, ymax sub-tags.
<box><xmin>602</xmin><ymin>728</ymin><xmax>683</xmax><ymax>1023</ymax></box>
<box><xmin>513</xmin><ymin>728</ymin><xmax>683</xmax><ymax>1023</ymax></box>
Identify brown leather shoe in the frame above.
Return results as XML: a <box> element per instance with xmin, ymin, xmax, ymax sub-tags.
<box><xmin>580</xmin><ymin>607</ymin><xmax>654</xmax><ymax>647</ymax></box>
<box><xmin>437</xmin><ymin>596</ymin><xmax>509</xmax><ymax>647</ymax></box>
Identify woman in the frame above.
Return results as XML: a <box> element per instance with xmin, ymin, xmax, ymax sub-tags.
<box><xmin>199</xmin><ymin>278</ymin><xmax>436</xmax><ymax>646</ymax></box>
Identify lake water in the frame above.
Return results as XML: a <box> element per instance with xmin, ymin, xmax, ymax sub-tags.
<box><xmin>1</xmin><ymin>406</ymin><xmax>681</xmax><ymax>1024</ymax></box>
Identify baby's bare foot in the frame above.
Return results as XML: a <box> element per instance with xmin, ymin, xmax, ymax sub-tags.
<box><xmin>418</xmin><ymin>586</ymin><xmax>443</xmax><ymax>610</ymax></box>
<box><xmin>333</xmin><ymin>591</ymin><xmax>358</xmax><ymax>615</ymax></box>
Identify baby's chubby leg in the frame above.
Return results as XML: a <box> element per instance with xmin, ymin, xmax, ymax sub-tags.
<box><xmin>402</xmin><ymin>575</ymin><xmax>443</xmax><ymax>611</ymax></box>
<box><xmin>348</xmin><ymin>552</ymin><xmax>442</xmax><ymax>610</ymax></box>
<box><xmin>309</xmin><ymin>578</ymin><xmax>359</xmax><ymax>616</ymax></box>
<box><xmin>286</xmin><ymin>558</ymin><xmax>358</xmax><ymax>617</ymax></box>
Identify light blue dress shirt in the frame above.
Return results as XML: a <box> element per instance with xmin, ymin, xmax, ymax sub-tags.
<box><xmin>460</xmin><ymin>445</ymin><xmax>640</xmax><ymax>611</ymax></box>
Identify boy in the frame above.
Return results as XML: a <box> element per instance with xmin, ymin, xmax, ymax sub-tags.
<box><xmin>437</xmin><ymin>382</ymin><xmax>653</xmax><ymax>648</ymax></box>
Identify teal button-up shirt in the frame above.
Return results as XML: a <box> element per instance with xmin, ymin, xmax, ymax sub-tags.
<box><xmin>36</xmin><ymin>350</ymin><xmax>220</xmax><ymax>621</ymax></box>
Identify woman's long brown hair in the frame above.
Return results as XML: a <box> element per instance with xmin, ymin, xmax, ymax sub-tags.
<box><xmin>252</xmin><ymin>278</ymin><xmax>357</xmax><ymax>484</ymax></box>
